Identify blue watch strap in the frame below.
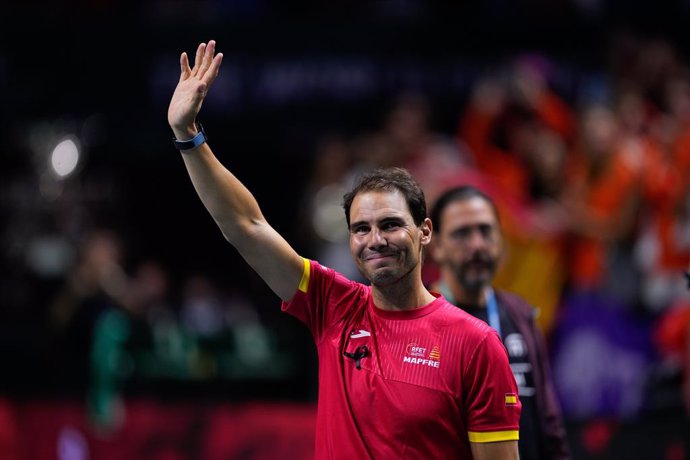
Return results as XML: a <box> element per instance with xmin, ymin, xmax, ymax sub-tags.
<box><xmin>173</xmin><ymin>123</ymin><xmax>207</xmax><ymax>150</ymax></box>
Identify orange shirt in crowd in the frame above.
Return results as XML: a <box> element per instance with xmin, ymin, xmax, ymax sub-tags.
<box><xmin>564</xmin><ymin>145</ymin><xmax>643</xmax><ymax>288</ymax></box>
<box><xmin>643</xmin><ymin>126</ymin><xmax>690</xmax><ymax>271</ymax></box>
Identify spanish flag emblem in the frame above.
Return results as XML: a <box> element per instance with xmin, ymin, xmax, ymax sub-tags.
<box><xmin>505</xmin><ymin>393</ymin><xmax>518</xmax><ymax>406</ymax></box>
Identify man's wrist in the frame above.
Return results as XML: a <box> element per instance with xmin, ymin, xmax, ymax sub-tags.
<box><xmin>172</xmin><ymin>122</ymin><xmax>207</xmax><ymax>150</ymax></box>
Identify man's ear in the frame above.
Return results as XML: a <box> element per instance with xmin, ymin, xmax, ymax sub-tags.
<box><xmin>420</xmin><ymin>217</ymin><xmax>433</xmax><ymax>246</ymax></box>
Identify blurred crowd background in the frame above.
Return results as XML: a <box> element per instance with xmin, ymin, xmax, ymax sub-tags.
<box><xmin>2</xmin><ymin>1</ymin><xmax>690</xmax><ymax>459</ymax></box>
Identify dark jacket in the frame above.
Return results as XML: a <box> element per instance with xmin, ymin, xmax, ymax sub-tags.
<box><xmin>497</xmin><ymin>290</ymin><xmax>572</xmax><ymax>460</ymax></box>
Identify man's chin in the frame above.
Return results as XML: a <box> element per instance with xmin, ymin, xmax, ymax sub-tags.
<box><xmin>368</xmin><ymin>268</ymin><xmax>399</xmax><ymax>286</ymax></box>
<box><xmin>461</xmin><ymin>274</ymin><xmax>492</xmax><ymax>291</ymax></box>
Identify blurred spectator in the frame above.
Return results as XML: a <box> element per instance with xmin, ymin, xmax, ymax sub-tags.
<box><xmin>450</xmin><ymin>66</ymin><xmax>575</xmax><ymax>333</ymax></box>
<box><xmin>122</xmin><ymin>259</ymin><xmax>189</xmax><ymax>381</ymax></box>
<box><xmin>178</xmin><ymin>273</ymin><xmax>278</xmax><ymax>379</ymax></box>
<box><xmin>427</xmin><ymin>161</ymin><xmax>570</xmax><ymax>335</ymax></box>
<box><xmin>457</xmin><ymin>55</ymin><xmax>574</xmax><ymax>206</ymax></box>
<box><xmin>49</xmin><ymin>229</ymin><xmax>130</xmax><ymax>391</ymax></box>
<box><xmin>221</xmin><ymin>284</ymin><xmax>278</xmax><ymax>378</ymax></box>
<box><xmin>635</xmin><ymin>71</ymin><xmax>690</xmax><ymax>312</ymax></box>
<box><xmin>558</xmin><ymin>102</ymin><xmax>643</xmax><ymax>297</ymax></box>
<box><xmin>428</xmin><ymin>185</ymin><xmax>572</xmax><ymax>460</ymax></box>
<box><xmin>179</xmin><ymin>274</ymin><xmax>226</xmax><ymax>338</ymax></box>
<box><xmin>525</xmin><ymin>125</ymin><xmax>568</xmax><ymax>204</ymax></box>
<box><xmin>509</xmin><ymin>53</ymin><xmax>575</xmax><ymax>143</ymax></box>
<box><xmin>48</xmin><ymin>228</ymin><xmax>132</xmax><ymax>433</ymax></box>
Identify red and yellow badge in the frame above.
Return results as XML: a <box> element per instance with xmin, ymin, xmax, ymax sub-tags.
<box><xmin>504</xmin><ymin>393</ymin><xmax>518</xmax><ymax>406</ymax></box>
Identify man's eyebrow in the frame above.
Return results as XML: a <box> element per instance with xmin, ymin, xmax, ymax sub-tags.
<box><xmin>350</xmin><ymin>215</ymin><xmax>404</xmax><ymax>228</ymax></box>
<box><xmin>349</xmin><ymin>219</ymin><xmax>368</xmax><ymax>229</ymax></box>
<box><xmin>450</xmin><ymin>223</ymin><xmax>491</xmax><ymax>231</ymax></box>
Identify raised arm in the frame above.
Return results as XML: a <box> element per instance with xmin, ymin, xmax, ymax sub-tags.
<box><xmin>167</xmin><ymin>40</ymin><xmax>304</xmax><ymax>302</ymax></box>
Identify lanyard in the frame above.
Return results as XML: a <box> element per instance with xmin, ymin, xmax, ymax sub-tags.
<box><xmin>440</xmin><ymin>282</ymin><xmax>502</xmax><ymax>338</ymax></box>
<box><xmin>485</xmin><ymin>288</ymin><xmax>502</xmax><ymax>338</ymax></box>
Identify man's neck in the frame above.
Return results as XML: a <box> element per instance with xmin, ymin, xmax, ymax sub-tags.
<box><xmin>372</xmin><ymin>280</ymin><xmax>436</xmax><ymax>311</ymax></box>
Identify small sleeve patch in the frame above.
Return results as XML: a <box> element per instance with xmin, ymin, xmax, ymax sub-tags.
<box><xmin>298</xmin><ymin>258</ymin><xmax>311</xmax><ymax>293</ymax></box>
<box><xmin>505</xmin><ymin>393</ymin><xmax>518</xmax><ymax>405</ymax></box>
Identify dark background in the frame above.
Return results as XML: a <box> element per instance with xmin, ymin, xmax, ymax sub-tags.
<box><xmin>1</xmin><ymin>1</ymin><xmax>690</xmax><ymax>458</ymax></box>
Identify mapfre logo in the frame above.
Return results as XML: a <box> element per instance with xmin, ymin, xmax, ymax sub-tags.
<box><xmin>403</xmin><ymin>342</ymin><xmax>440</xmax><ymax>368</ymax></box>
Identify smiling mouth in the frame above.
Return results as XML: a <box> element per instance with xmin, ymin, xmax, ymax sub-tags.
<box><xmin>364</xmin><ymin>253</ymin><xmax>396</xmax><ymax>261</ymax></box>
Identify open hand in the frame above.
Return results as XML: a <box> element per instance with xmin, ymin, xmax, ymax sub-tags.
<box><xmin>167</xmin><ymin>40</ymin><xmax>223</xmax><ymax>139</ymax></box>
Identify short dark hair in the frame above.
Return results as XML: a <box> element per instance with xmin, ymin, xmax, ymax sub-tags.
<box><xmin>342</xmin><ymin>167</ymin><xmax>427</xmax><ymax>228</ymax></box>
<box><xmin>429</xmin><ymin>185</ymin><xmax>500</xmax><ymax>231</ymax></box>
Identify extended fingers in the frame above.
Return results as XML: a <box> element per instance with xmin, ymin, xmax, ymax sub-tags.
<box><xmin>182</xmin><ymin>40</ymin><xmax>222</xmax><ymax>84</ymax></box>
<box><xmin>202</xmin><ymin>52</ymin><xmax>224</xmax><ymax>85</ymax></box>
<box><xmin>197</xmin><ymin>40</ymin><xmax>217</xmax><ymax>77</ymax></box>
<box><xmin>178</xmin><ymin>52</ymin><xmax>191</xmax><ymax>82</ymax></box>
<box><xmin>191</xmin><ymin>42</ymin><xmax>206</xmax><ymax>76</ymax></box>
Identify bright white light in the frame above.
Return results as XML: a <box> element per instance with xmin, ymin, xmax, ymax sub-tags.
<box><xmin>50</xmin><ymin>138</ymin><xmax>80</xmax><ymax>178</ymax></box>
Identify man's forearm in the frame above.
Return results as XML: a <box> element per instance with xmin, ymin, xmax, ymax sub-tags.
<box><xmin>180</xmin><ymin>143</ymin><xmax>265</xmax><ymax>244</ymax></box>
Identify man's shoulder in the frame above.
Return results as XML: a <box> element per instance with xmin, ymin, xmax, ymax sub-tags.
<box><xmin>495</xmin><ymin>289</ymin><xmax>537</xmax><ymax>317</ymax></box>
<box><xmin>307</xmin><ymin>259</ymin><xmax>371</xmax><ymax>308</ymax></box>
<box><xmin>436</xmin><ymin>297</ymin><xmax>496</xmax><ymax>335</ymax></box>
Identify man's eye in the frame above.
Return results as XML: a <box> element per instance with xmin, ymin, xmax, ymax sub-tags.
<box><xmin>456</xmin><ymin>228</ymin><xmax>472</xmax><ymax>239</ymax></box>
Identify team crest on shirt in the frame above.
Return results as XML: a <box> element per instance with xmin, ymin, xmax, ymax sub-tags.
<box><xmin>403</xmin><ymin>343</ymin><xmax>440</xmax><ymax>368</ymax></box>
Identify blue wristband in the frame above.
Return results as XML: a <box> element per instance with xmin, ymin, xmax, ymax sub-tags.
<box><xmin>173</xmin><ymin>122</ymin><xmax>207</xmax><ymax>150</ymax></box>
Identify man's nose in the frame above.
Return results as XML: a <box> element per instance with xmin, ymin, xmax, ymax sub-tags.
<box><xmin>466</xmin><ymin>228</ymin><xmax>487</xmax><ymax>249</ymax></box>
<box><xmin>368</xmin><ymin>228</ymin><xmax>388</xmax><ymax>247</ymax></box>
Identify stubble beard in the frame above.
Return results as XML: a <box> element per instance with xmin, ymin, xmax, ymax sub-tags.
<box><xmin>456</xmin><ymin>260</ymin><xmax>496</xmax><ymax>294</ymax></box>
<box><xmin>363</xmin><ymin>252</ymin><xmax>417</xmax><ymax>287</ymax></box>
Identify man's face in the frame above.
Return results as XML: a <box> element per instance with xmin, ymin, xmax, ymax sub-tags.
<box><xmin>432</xmin><ymin>197</ymin><xmax>502</xmax><ymax>293</ymax></box>
<box><xmin>348</xmin><ymin>190</ymin><xmax>430</xmax><ymax>287</ymax></box>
